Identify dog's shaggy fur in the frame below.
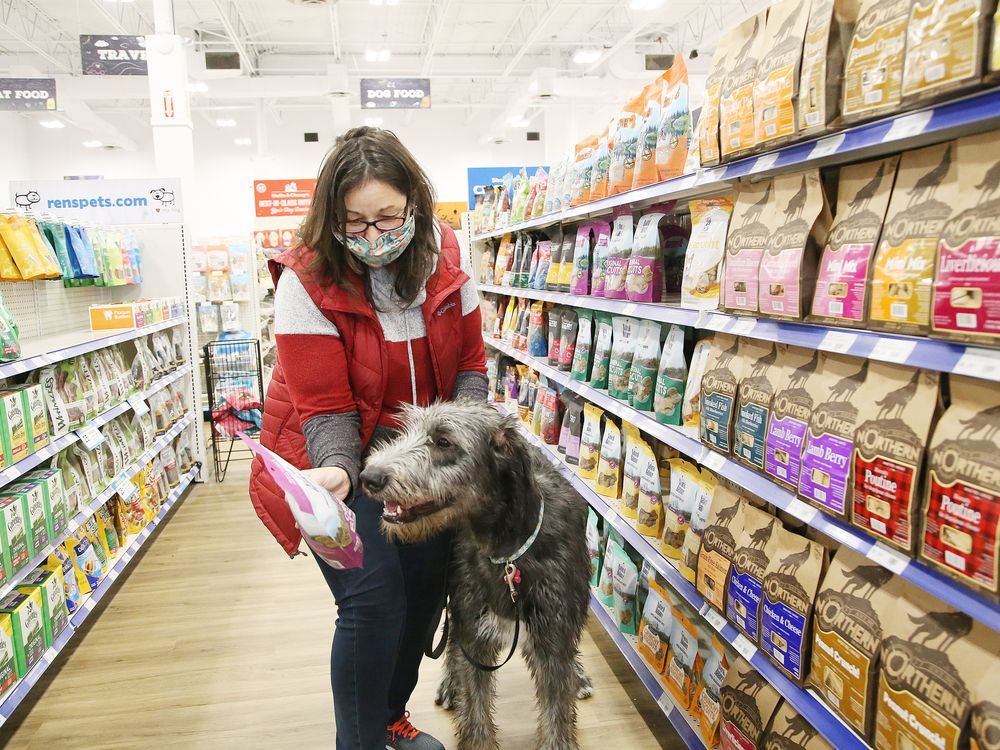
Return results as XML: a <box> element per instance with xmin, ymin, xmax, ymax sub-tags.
<box><xmin>360</xmin><ymin>401</ymin><xmax>592</xmax><ymax>750</ymax></box>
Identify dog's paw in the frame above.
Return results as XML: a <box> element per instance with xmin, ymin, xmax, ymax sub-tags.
<box><xmin>575</xmin><ymin>672</ymin><xmax>594</xmax><ymax>700</ymax></box>
<box><xmin>435</xmin><ymin>676</ymin><xmax>456</xmax><ymax>711</ymax></box>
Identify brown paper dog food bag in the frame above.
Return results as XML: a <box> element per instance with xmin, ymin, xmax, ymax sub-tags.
<box><xmin>759</xmin><ymin>170</ymin><xmax>833</xmax><ymax>321</ymax></box>
<box><xmin>920</xmin><ymin>375</ymin><xmax>1000</xmax><ymax>599</ymax></box>
<box><xmin>697</xmin><ymin>490</ymin><xmax>745</xmax><ymax>614</ymax></box>
<box><xmin>763</xmin><ymin>702</ymin><xmax>833</xmax><ymax>750</ymax></box>
<box><xmin>851</xmin><ymin>365</ymin><xmax>940</xmax><ymax>554</ymax></box>
<box><xmin>799</xmin><ymin>355</ymin><xmax>871</xmax><ymax>519</ymax></box>
<box><xmin>876</xmin><ymin>586</ymin><xmax>996</xmax><ymax>750</ymax></box>
<box><xmin>759</xmin><ymin>527</ymin><xmax>826</xmax><ymax>686</ymax></box>
<box><xmin>726</xmin><ymin>504</ymin><xmax>778</xmax><ymax>644</ymax></box>
<box><xmin>810</xmin><ymin>546</ymin><xmax>905</xmax><ymax>740</ymax></box>
<box><xmin>720</xmin><ymin>658</ymin><xmax>783</xmax><ymax>750</ymax></box>
<box><xmin>765</xmin><ymin>350</ymin><xmax>830</xmax><ymax>491</ymax></box>
<box><xmin>841</xmin><ymin>0</ymin><xmax>912</xmax><ymax>124</ymax></box>
<box><xmin>700</xmin><ymin>333</ymin><xmax>747</xmax><ymax>456</ymax></box>
<box><xmin>810</xmin><ymin>156</ymin><xmax>900</xmax><ymax>327</ymax></box>
<box><xmin>869</xmin><ymin>141</ymin><xmax>958</xmax><ymax>336</ymax></box>
<box><xmin>754</xmin><ymin>0</ymin><xmax>811</xmax><ymax>149</ymax></box>
<box><xmin>700</xmin><ymin>30</ymin><xmax>735</xmax><ymax>167</ymax></box>
<box><xmin>799</xmin><ymin>0</ymin><xmax>860</xmax><ymax>137</ymax></box>
<box><xmin>902</xmin><ymin>0</ymin><xmax>994</xmax><ymax>105</ymax></box>
<box><xmin>722</xmin><ymin>180</ymin><xmax>777</xmax><ymax>316</ymax></box>
<box><xmin>970</xmin><ymin>668</ymin><xmax>1000</xmax><ymax>750</ymax></box>
<box><xmin>931</xmin><ymin>132</ymin><xmax>1000</xmax><ymax>345</ymax></box>
<box><xmin>720</xmin><ymin>13</ymin><xmax>767</xmax><ymax>161</ymax></box>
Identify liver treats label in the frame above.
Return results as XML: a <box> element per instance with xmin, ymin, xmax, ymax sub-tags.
<box><xmin>933</xmin><ymin>204</ymin><xmax>1000</xmax><ymax>341</ymax></box>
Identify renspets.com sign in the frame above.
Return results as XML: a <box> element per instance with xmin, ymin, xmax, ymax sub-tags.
<box><xmin>9</xmin><ymin>178</ymin><xmax>183</xmax><ymax>224</ymax></box>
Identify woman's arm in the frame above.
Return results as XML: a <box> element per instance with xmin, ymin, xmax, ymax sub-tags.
<box><xmin>274</xmin><ymin>268</ymin><xmax>361</xmax><ymax>499</ymax></box>
<box><xmin>452</xmin><ymin>277</ymin><xmax>489</xmax><ymax>402</ymax></box>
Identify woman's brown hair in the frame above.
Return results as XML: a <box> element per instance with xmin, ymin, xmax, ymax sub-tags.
<box><xmin>299</xmin><ymin>127</ymin><xmax>438</xmax><ymax>307</ymax></box>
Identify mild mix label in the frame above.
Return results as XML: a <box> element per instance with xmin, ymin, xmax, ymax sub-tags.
<box><xmin>813</xmin><ymin>239</ymin><xmax>879</xmax><ymax>323</ymax></box>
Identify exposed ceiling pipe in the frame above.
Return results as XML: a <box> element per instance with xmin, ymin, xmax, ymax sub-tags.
<box><xmin>419</xmin><ymin>0</ymin><xmax>452</xmax><ymax>76</ymax></box>
<box><xmin>500</xmin><ymin>1</ymin><xmax>565</xmax><ymax>78</ymax></box>
<box><xmin>0</xmin><ymin>5</ymin><xmax>74</xmax><ymax>74</ymax></box>
<box><xmin>328</xmin><ymin>4</ymin><xmax>342</xmax><ymax>62</ymax></box>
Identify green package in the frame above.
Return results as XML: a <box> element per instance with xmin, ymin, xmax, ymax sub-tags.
<box><xmin>27</xmin><ymin>470</ymin><xmax>70</xmax><ymax>540</ymax></box>
<box><xmin>18</xmin><ymin>567</ymin><xmax>69</xmax><ymax>647</ymax></box>
<box><xmin>0</xmin><ymin>496</ymin><xmax>28</xmax><ymax>581</ymax></box>
<box><xmin>586</xmin><ymin>509</ymin><xmax>601</xmax><ymax>588</ymax></box>
<box><xmin>0</xmin><ymin>589</ymin><xmax>45</xmax><ymax>677</ymax></box>
<box><xmin>0</xmin><ymin>389</ymin><xmax>28</xmax><ymax>466</ymax></box>
<box><xmin>588</xmin><ymin>313</ymin><xmax>614</xmax><ymax>391</ymax></box>
<box><xmin>13</xmin><ymin>385</ymin><xmax>50</xmax><ymax>454</ymax></box>
<box><xmin>9</xmin><ymin>482</ymin><xmax>50</xmax><ymax>558</ymax></box>
<box><xmin>0</xmin><ymin>613</ymin><xmax>18</xmax><ymax>696</ymax></box>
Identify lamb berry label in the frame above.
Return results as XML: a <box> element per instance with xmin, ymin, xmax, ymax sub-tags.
<box><xmin>765</xmin><ymin>412</ymin><xmax>809</xmax><ymax>489</ymax></box>
<box><xmin>812</xmin><ymin>243</ymin><xmax>873</xmax><ymax>322</ymax></box>
<box><xmin>799</xmin><ymin>429</ymin><xmax>853</xmax><ymax>515</ymax></box>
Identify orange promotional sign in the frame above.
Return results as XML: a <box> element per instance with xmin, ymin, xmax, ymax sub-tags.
<box><xmin>253</xmin><ymin>179</ymin><xmax>317</xmax><ymax>218</ymax></box>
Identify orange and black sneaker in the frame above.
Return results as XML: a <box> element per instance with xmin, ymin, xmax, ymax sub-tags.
<box><xmin>385</xmin><ymin>712</ymin><xmax>444</xmax><ymax>750</ymax></box>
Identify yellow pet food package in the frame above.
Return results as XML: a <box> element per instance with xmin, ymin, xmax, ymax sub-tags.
<box><xmin>95</xmin><ymin>505</ymin><xmax>121</xmax><ymax>557</ymax></box>
<box><xmin>661</xmin><ymin>459</ymin><xmax>715</xmax><ymax>560</ymax></box>
<box><xmin>578</xmin><ymin>404</ymin><xmax>604</xmax><ymax>481</ymax></box>
<box><xmin>664</xmin><ymin>602</ymin><xmax>704</xmax><ymax>709</ymax></box>
<box><xmin>637</xmin><ymin>574</ymin><xmax>673</xmax><ymax>673</ymax></box>
<box><xmin>0</xmin><ymin>215</ymin><xmax>59</xmax><ymax>280</ymax></box>
<box><xmin>0</xmin><ymin>230</ymin><xmax>23</xmax><ymax>281</ymax></box>
<box><xmin>63</xmin><ymin>536</ymin><xmax>101</xmax><ymax>595</ymax></box>
<box><xmin>636</xmin><ymin>441</ymin><xmax>664</xmax><ymax>538</ymax></box>
<box><xmin>81</xmin><ymin>515</ymin><xmax>112</xmax><ymax>563</ymax></box>
<box><xmin>693</xmin><ymin>634</ymin><xmax>733</xmax><ymax>747</ymax></box>
<box><xmin>620</xmin><ymin>424</ymin><xmax>643</xmax><ymax>519</ymax></box>
<box><xmin>595</xmin><ymin>419</ymin><xmax>623</xmax><ymax>500</ymax></box>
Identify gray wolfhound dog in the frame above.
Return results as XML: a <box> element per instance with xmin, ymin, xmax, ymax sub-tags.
<box><xmin>360</xmin><ymin>401</ymin><xmax>592</xmax><ymax>750</ymax></box>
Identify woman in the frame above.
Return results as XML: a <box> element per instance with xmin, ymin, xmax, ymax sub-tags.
<box><xmin>249</xmin><ymin>127</ymin><xmax>488</xmax><ymax>750</ymax></box>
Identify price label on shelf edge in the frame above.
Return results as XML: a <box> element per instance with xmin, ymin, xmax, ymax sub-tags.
<box><xmin>867</xmin><ymin>541</ymin><xmax>910</xmax><ymax>575</ymax></box>
<box><xmin>869</xmin><ymin>337</ymin><xmax>916</xmax><ymax>365</ymax></box>
<box><xmin>76</xmin><ymin>425</ymin><xmax>105</xmax><ymax>451</ymax></box>
<box><xmin>819</xmin><ymin>330</ymin><xmax>857</xmax><ymax>354</ymax></box>
<box><xmin>808</xmin><ymin>133</ymin><xmax>845</xmax><ymax>160</ymax></box>
<box><xmin>953</xmin><ymin>348</ymin><xmax>1000</xmax><ymax>381</ymax></box>
<box><xmin>113</xmin><ymin>476</ymin><xmax>137</xmax><ymax>500</ymax></box>
<box><xmin>733</xmin><ymin>634</ymin><xmax>757</xmax><ymax>661</ymax></box>
<box><xmin>127</xmin><ymin>395</ymin><xmax>150</xmax><ymax>416</ymax></box>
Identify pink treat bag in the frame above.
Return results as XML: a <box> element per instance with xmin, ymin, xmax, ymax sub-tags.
<box><xmin>242</xmin><ymin>436</ymin><xmax>364</xmax><ymax>569</ymax></box>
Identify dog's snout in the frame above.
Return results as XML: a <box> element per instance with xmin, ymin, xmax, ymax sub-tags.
<box><xmin>360</xmin><ymin>465</ymin><xmax>390</xmax><ymax>495</ymax></box>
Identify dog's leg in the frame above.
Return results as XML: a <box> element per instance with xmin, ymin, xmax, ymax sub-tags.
<box><xmin>574</xmin><ymin>652</ymin><xmax>593</xmax><ymax>700</ymax></box>
<box><xmin>453</xmin><ymin>613</ymin><xmax>504</xmax><ymax>750</ymax></box>
<box><xmin>523</xmin><ymin>631</ymin><xmax>581</xmax><ymax>750</ymax></box>
<box><xmin>434</xmin><ymin>633</ymin><xmax>459</xmax><ymax>711</ymax></box>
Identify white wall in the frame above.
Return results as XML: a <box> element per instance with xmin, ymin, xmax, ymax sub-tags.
<box><xmin>0</xmin><ymin>113</ymin><xmax>30</xmax><ymax>209</ymax></box>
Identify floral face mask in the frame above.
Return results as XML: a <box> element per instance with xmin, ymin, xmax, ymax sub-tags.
<box><xmin>335</xmin><ymin>213</ymin><xmax>416</xmax><ymax>268</ymax></box>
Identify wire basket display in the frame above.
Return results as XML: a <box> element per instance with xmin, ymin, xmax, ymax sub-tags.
<box><xmin>203</xmin><ymin>339</ymin><xmax>264</xmax><ymax>481</ymax></box>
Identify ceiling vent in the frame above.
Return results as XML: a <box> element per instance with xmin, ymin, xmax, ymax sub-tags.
<box><xmin>644</xmin><ymin>53</ymin><xmax>675</xmax><ymax>70</ymax></box>
<box><xmin>205</xmin><ymin>51</ymin><xmax>241</xmax><ymax>71</ymax></box>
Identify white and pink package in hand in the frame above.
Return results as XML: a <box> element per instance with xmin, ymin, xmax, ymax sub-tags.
<box><xmin>241</xmin><ymin>436</ymin><xmax>363</xmax><ymax>569</ymax></box>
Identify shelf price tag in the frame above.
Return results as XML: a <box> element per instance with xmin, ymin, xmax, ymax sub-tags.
<box><xmin>113</xmin><ymin>476</ymin><xmax>138</xmax><ymax>500</ymax></box>
<box><xmin>808</xmin><ymin>133</ymin><xmax>845</xmax><ymax>160</ymax></box>
<box><xmin>702</xmin><ymin>451</ymin><xmax>726</xmax><ymax>473</ymax></box>
<box><xmin>730</xmin><ymin>317</ymin><xmax>758</xmax><ymax>337</ymax></box>
<box><xmin>870</xmin><ymin>337</ymin><xmax>916</xmax><ymax>364</ymax></box>
<box><xmin>657</xmin><ymin>692</ymin><xmax>676</xmax><ymax>715</ymax></box>
<box><xmin>884</xmin><ymin>110</ymin><xmax>932</xmax><ymax>143</ymax></box>
<box><xmin>750</xmin><ymin>152</ymin><xmax>779</xmax><ymax>174</ymax></box>
<box><xmin>819</xmin><ymin>330</ymin><xmax>857</xmax><ymax>354</ymax></box>
<box><xmin>867</xmin><ymin>542</ymin><xmax>910</xmax><ymax>575</ymax></box>
<box><xmin>733</xmin><ymin>634</ymin><xmax>757</xmax><ymax>661</ymax></box>
<box><xmin>702</xmin><ymin>607</ymin><xmax>728</xmax><ymax>633</ymax></box>
<box><xmin>128</xmin><ymin>395</ymin><xmax>150</xmax><ymax>416</ymax></box>
<box><xmin>76</xmin><ymin>425</ymin><xmax>105</xmax><ymax>451</ymax></box>
<box><xmin>785</xmin><ymin>499</ymin><xmax>818</xmax><ymax>525</ymax></box>
<box><xmin>953</xmin><ymin>348</ymin><xmax>1000</xmax><ymax>381</ymax></box>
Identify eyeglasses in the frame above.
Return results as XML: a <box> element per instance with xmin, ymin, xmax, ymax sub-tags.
<box><xmin>342</xmin><ymin>211</ymin><xmax>409</xmax><ymax>236</ymax></box>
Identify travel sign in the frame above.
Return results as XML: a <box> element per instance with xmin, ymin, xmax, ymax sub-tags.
<box><xmin>80</xmin><ymin>35</ymin><xmax>148</xmax><ymax>76</ymax></box>
<box><xmin>360</xmin><ymin>78</ymin><xmax>431</xmax><ymax>109</ymax></box>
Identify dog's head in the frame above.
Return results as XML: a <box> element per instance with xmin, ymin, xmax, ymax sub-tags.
<box><xmin>360</xmin><ymin>400</ymin><xmax>528</xmax><ymax>543</ymax></box>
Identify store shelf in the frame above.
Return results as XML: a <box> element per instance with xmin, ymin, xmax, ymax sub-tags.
<box><xmin>0</xmin><ymin>316</ymin><xmax>187</xmax><ymax>379</ymax></box>
<box><xmin>480</xmin><ymin>285</ymin><xmax>1000</xmax><ymax>381</ymax></box>
<box><xmin>0</xmin><ymin>411</ymin><xmax>196</xmax><ymax>601</ymax></box>
<box><xmin>0</xmin><ymin>362</ymin><xmax>193</xmax><ymax>491</ymax></box>
<box><xmin>486</xmin><ymin>336</ymin><xmax>1000</xmax><ymax>633</ymax></box>
<box><xmin>471</xmin><ymin>86</ymin><xmax>1000</xmax><ymax>241</ymax></box>
<box><xmin>588</xmin><ymin>592</ymin><xmax>707</xmax><ymax>750</ymax></box>
<box><xmin>0</xmin><ymin>467</ymin><xmax>197</xmax><ymax>725</ymax></box>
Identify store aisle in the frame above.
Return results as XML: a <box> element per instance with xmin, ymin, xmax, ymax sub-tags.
<box><xmin>1</xmin><ymin>466</ymin><xmax>680</xmax><ymax>750</ymax></box>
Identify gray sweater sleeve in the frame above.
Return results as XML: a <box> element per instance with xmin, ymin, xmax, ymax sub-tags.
<box><xmin>301</xmin><ymin>413</ymin><xmax>361</xmax><ymax>498</ymax></box>
<box><xmin>452</xmin><ymin>371</ymin><xmax>489</xmax><ymax>402</ymax></box>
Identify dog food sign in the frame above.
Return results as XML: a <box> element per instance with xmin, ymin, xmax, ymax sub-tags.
<box><xmin>8</xmin><ymin>178</ymin><xmax>183</xmax><ymax>224</ymax></box>
<box><xmin>361</xmin><ymin>78</ymin><xmax>431</xmax><ymax>109</ymax></box>
<box><xmin>0</xmin><ymin>78</ymin><xmax>56</xmax><ymax>111</ymax></box>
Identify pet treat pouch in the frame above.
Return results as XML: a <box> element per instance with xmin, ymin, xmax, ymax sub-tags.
<box><xmin>654</xmin><ymin>325</ymin><xmax>687</xmax><ymax>426</ymax></box>
<box><xmin>627</xmin><ymin>320</ymin><xmax>662</xmax><ymax>411</ymax></box>
<box><xmin>720</xmin><ymin>657</ymin><xmax>783</xmax><ymax>750</ymax></box>
<box><xmin>570</xmin><ymin>224</ymin><xmax>594</xmax><ymax>295</ymax></box>
<box><xmin>683</xmin><ymin>337</ymin><xmax>714</xmax><ymax>430</ymax></box>
<box><xmin>723</xmin><ymin>180</ymin><xmax>776</xmax><ymax>315</ymax></box>
<box><xmin>578</xmin><ymin>404</ymin><xmax>605</xmax><ymax>481</ymax></box>
<box><xmin>870</xmin><ymin>142</ymin><xmax>958</xmax><ymax>335</ymax></box>
<box><xmin>682</xmin><ymin>197</ymin><xmax>734</xmax><ymax>310</ymax></box>
<box><xmin>665</xmin><ymin>603</ymin><xmax>703</xmax><ymax>709</ymax></box>
<box><xmin>656</xmin><ymin>55</ymin><xmax>692</xmax><ymax>181</ymax></box>
<box><xmin>241</xmin><ymin>437</ymin><xmax>363</xmax><ymax>569</ymax></box>
<box><xmin>694</xmin><ymin>634</ymin><xmax>732</xmax><ymax>747</ymax></box>
<box><xmin>636</xmin><ymin>442</ymin><xmax>664</xmax><ymax>538</ymax></box>
<box><xmin>719</xmin><ymin>13</ymin><xmax>766</xmax><ymax>159</ymax></box>
<box><xmin>589</xmin><ymin>314</ymin><xmax>614</xmax><ymax>390</ymax></box>
<box><xmin>627</xmin><ymin>209</ymin><xmax>669</xmax><ymax>303</ymax></box>
<box><xmin>726</xmin><ymin>504</ymin><xmax>778</xmax><ymax>643</ymax></box>
<box><xmin>632</xmin><ymin>80</ymin><xmax>664</xmax><ymax>190</ymax></box>
<box><xmin>571</xmin><ymin>310</ymin><xmax>593</xmax><ymax>382</ymax></box>
<box><xmin>700</xmin><ymin>334</ymin><xmax>749</xmax><ymax>455</ymax></box>
<box><xmin>603</xmin><ymin>208</ymin><xmax>634</xmax><ymax>300</ymax></box>
<box><xmin>595</xmin><ymin>419</ymin><xmax>623</xmax><ymax>499</ymax></box>
<box><xmin>842</xmin><ymin>0</ymin><xmax>911</xmax><ymax>123</ymax></box>
<box><xmin>638</xmin><ymin>574</ymin><xmax>673</xmax><ymax>672</ymax></box>
<box><xmin>754</xmin><ymin>0</ymin><xmax>811</xmax><ymax>149</ymax></box>
<box><xmin>586</xmin><ymin>509</ymin><xmax>602</xmax><ymax>587</ymax></box>
<box><xmin>611</xmin><ymin>543</ymin><xmax>639</xmax><ymax>635</ymax></box>
<box><xmin>621</xmin><ymin>424</ymin><xmax>644</xmax><ymax>518</ymax></box>
<box><xmin>798</xmin><ymin>354</ymin><xmax>870</xmax><ymax>519</ymax></box>
<box><xmin>608</xmin><ymin>316</ymin><xmax>640</xmax><ymax>400</ymax></box>
<box><xmin>764</xmin><ymin>350</ymin><xmax>826</xmax><ymax>490</ymax></box>
<box><xmin>851</xmin><ymin>365</ymin><xmax>939</xmax><ymax>554</ymax></box>
<box><xmin>697</xmin><ymin>489</ymin><xmax>745</xmax><ymax>614</ymax></box>
<box><xmin>680</xmin><ymin>474</ymin><xmax>725</xmax><ymax>583</ymax></box>
<box><xmin>589</xmin><ymin>222</ymin><xmax>613</xmax><ymax>297</ymax></box>
<box><xmin>759</xmin><ymin>170</ymin><xmax>833</xmax><ymax>320</ymax></box>
<box><xmin>700</xmin><ymin>32</ymin><xmax>733</xmax><ymax>167</ymax></box>
<box><xmin>763</xmin><ymin>703</ymin><xmax>833</xmax><ymax>750</ymax></box>
<box><xmin>799</xmin><ymin>0</ymin><xmax>859</xmax><ymax>136</ymax></box>
<box><xmin>810</xmin><ymin>156</ymin><xmax>900</xmax><ymax>326</ymax></box>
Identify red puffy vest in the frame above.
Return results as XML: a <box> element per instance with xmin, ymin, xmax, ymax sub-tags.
<box><xmin>248</xmin><ymin>227</ymin><xmax>470</xmax><ymax>556</ymax></box>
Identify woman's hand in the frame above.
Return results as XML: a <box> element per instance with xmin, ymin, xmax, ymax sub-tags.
<box><xmin>303</xmin><ymin>466</ymin><xmax>352</xmax><ymax>501</ymax></box>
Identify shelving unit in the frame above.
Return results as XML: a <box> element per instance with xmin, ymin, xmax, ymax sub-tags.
<box><xmin>498</xmin><ymin>398</ymin><xmax>871</xmax><ymax>750</ymax></box>
<box><xmin>0</xmin><ymin>466</ymin><xmax>198</xmax><ymax>726</ymax></box>
<box><xmin>471</xmin><ymin>87</ymin><xmax>1000</xmax><ymax>242</ymax></box>
<box><xmin>478</xmin><ymin>286</ymin><xmax>1000</xmax><ymax>382</ymax></box>
<box><xmin>485</xmin><ymin>336</ymin><xmax>1000</xmax><ymax>633</ymax></box>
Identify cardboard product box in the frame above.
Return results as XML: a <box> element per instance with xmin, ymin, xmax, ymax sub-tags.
<box><xmin>27</xmin><ymin>469</ymin><xmax>70</xmax><ymax>540</ymax></box>
<box><xmin>8</xmin><ymin>482</ymin><xmax>50</xmax><ymax>559</ymax></box>
<box><xmin>12</xmin><ymin>385</ymin><xmax>49</xmax><ymax>454</ymax></box>
<box><xmin>0</xmin><ymin>496</ymin><xmax>28</xmax><ymax>582</ymax></box>
<box><xmin>0</xmin><ymin>614</ymin><xmax>18</xmax><ymax>698</ymax></box>
<box><xmin>17</xmin><ymin>567</ymin><xmax>69</xmax><ymax>647</ymax></box>
<box><xmin>0</xmin><ymin>389</ymin><xmax>29</xmax><ymax>466</ymax></box>
<box><xmin>0</xmin><ymin>589</ymin><xmax>45</xmax><ymax>678</ymax></box>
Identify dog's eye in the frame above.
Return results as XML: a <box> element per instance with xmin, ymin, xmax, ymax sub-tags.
<box><xmin>435</xmin><ymin>436</ymin><xmax>452</xmax><ymax>448</ymax></box>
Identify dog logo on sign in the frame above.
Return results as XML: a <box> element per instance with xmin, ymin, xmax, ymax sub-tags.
<box><xmin>150</xmin><ymin>187</ymin><xmax>176</xmax><ymax>210</ymax></box>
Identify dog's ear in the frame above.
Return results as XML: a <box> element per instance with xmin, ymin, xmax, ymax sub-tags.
<box><xmin>489</xmin><ymin>414</ymin><xmax>521</xmax><ymax>455</ymax></box>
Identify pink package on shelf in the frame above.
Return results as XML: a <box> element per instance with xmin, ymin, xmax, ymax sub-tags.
<box><xmin>240</xmin><ymin>436</ymin><xmax>364</xmax><ymax>569</ymax></box>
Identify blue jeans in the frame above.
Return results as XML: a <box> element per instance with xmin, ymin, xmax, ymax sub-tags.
<box><xmin>314</xmin><ymin>493</ymin><xmax>451</xmax><ymax>750</ymax></box>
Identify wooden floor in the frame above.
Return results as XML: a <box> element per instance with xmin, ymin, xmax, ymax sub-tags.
<box><xmin>1</xmin><ymin>463</ymin><xmax>684</xmax><ymax>749</ymax></box>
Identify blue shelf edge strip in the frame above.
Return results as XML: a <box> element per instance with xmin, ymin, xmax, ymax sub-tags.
<box><xmin>502</xmin><ymin>400</ymin><xmax>872</xmax><ymax>750</ymax></box>
<box><xmin>587</xmin><ymin>592</ymin><xmax>707</xmax><ymax>750</ymax></box>
<box><xmin>478</xmin><ymin>285</ymin><xmax>1000</xmax><ymax>383</ymax></box>
<box><xmin>0</xmin><ymin>466</ymin><xmax>197</xmax><ymax>724</ymax></box>
<box><xmin>485</xmin><ymin>336</ymin><xmax>1000</xmax><ymax>633</ymax></box>
<box><xmin>0</xmin><ymin>411</ymin><xmax>196</xmax><ymax>601</ymax></box>
<box><xmin>471</xmin><ymin>87</ymin><xmax>1000</xmax><ymax>242</ymax></box>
